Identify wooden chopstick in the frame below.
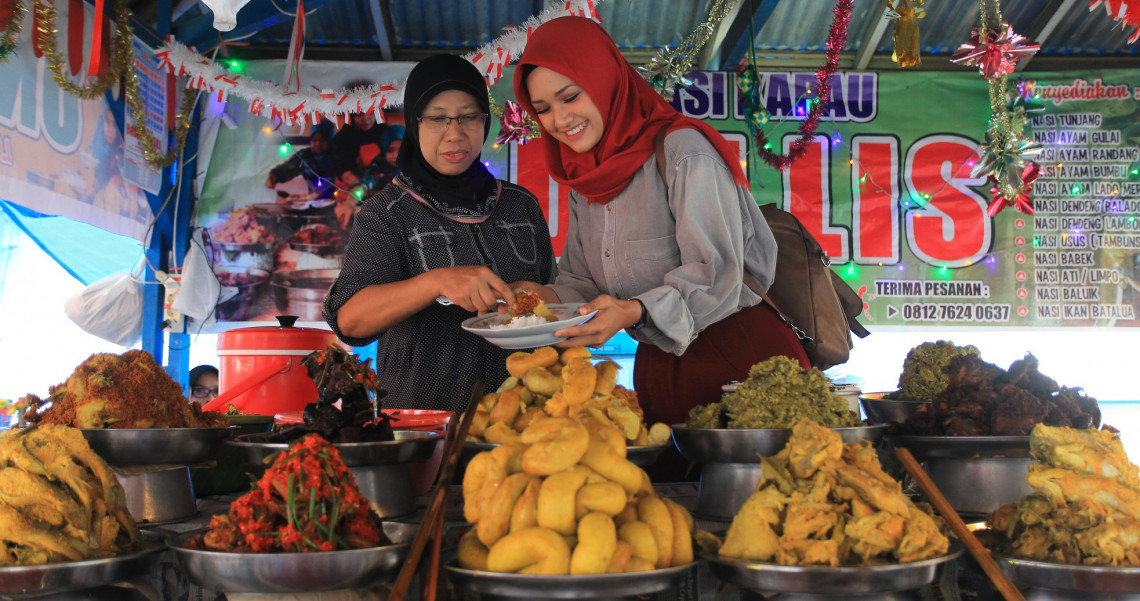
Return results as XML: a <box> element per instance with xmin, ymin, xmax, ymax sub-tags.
<box><xmin>389</xmin><ymin>381</ymin><xmax>484</xmax><ymax>601</ymax></box>
<box><xmin>895</xmin><ymin>447</ymin><xmax>1026</xmax><ymax>601</ymax></box>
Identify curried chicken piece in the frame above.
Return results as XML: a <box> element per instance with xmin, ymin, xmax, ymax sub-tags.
<box><xmin>719</xmin><ymin>486</ymin><xmax>785</xmax><ymax>561</ymax></box>
<box><xmin>1030</xmin><ymin>424</ymin><xmax>1139</xmax><ymax>487</ymax></box>
<box><xmin>1026</xmin><ymin>465</ymin><xmax>1140</xmax><ymax>520</ymax></box>
<box><xmin>719</xmin><ymin>417</ymin><xmax>949</xmax><ymax>566</ymax></box>
<box><xmin>0</xmin><ymin>425</ymin><xmax>140</xmax><ymax>565</ymax></box>
<box><xmin>787</xmin><ymin>418</ymin><xmax>844</xmax><ymax>479</ymax></box>
<box><xmin>983</xmin><ymin>424</ymin><xmax>1140</xmax><ymax>566</ymax></box>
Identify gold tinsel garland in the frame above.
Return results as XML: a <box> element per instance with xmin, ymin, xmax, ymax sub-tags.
<box><xmin>124</xmin><ymin>67</ymin><xmax>198</xmax><ymax>169</ymax></box>
<box><xmin>0</xmin><ymin>0</ymin><xmax>27</xmax><ymax>62</ymax></box>
<box><xmin>34</xmin><ymin>0</ymin><xmax>133</xmax><ymax>99</ymax></box>
<box><xmin>35</xmin><ymin>0</ymin><xmax>196</xmax><ymax>169</ymax></box>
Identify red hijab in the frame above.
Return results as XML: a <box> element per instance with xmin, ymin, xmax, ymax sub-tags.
<box><xmin>513</xmin><ymin>16</ymin><xmax>749</xmax><ymax>204</ymax></box>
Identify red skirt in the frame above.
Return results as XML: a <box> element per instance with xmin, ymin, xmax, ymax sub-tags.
<box><xmin>633</xmin><ymin>302</ymin><xmax>811</xmax><ymax>426</ymax></box>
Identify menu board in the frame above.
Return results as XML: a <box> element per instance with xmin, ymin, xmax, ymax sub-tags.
<box><xmin>1026</xmin><ymin>78</ymin><xmax>1140</xmax><ymax>326</ymax></box>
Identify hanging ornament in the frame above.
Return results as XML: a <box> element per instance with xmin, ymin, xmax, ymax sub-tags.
<box><xmin>199</xmin><ymin>0</ymin><xmax>252</xmax><ymax>33</ymax></box>
<box><xmin>0</xmin><ymin>0</ymin><xmax>26</xmax><ymax>62</ymax></box>
<box><xmin>1089</xmin><ymin>0</ymin><xmax>1140</xmax><ymax>42</ymax></box>
<box><xmin>956</xmin><ymin>0</ymin><xmax>1041</xmax><ymax>216</ymax></box>
<box><xmin>885</xmin><ymin>0</ymin><xmax>924</xmax><ymax>68</ymax></box>
<box><xmin>637</xmin><ymin>47</ymin><xmax>695</xmax><ymax>101</ymax></box>
<box><xmin>747</xmin><ymin>0</ymin><xmax>855</xmax><ymax>171</ymax></box>
<box><xmin>950</xmin><ymin>21</ymin><xmax>1039</xmax><ymax>79</ymax></box>
<box><xmin>635</xmin><ymin>0</ymin><xmax>736</xmax><ymax>99</ymax></box>
<box><xmin>735</xmin><ymin>63</ymin><xmax>770</xmax><ymax>134</ymax></box>
<box><xmin>33</xmin><ymin>0</ymin><xmax>133</xmax><ymax>99</ymax></box>
<box><xmin>986</xmin><ymin>162</ymin><xmax>1038</xmax><ymax>216</ymax></box>
<box><xmin>490</xmin><ymin>98</ymin><xmax>540</xmax><ymax>145</ymax></box>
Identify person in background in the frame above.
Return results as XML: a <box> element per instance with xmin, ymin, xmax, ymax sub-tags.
<box><xmin>265</xmin><ymin>120</ymin><xmax>339</xmax><ymax>198</ymax></box>
<box><xmin>331</xmin><ymin>82</ymin><xmax>389</xmax><ymax>174</ymax></box>
<box><xmin>189</xmin><ymin>365</ymin><xmax>219</xmax><ymax>405</ymax></box>
<box><xmin>322</xmin><ymin>54</ymin><xmax>557</xmax><ymax>414</ymax></box>
<box><xmin>511</xmin><ymin>17</ymin><xmax>809</xmax><ymax>426</ymax></box>
<box><xmin>363</xmin><ymin>123</ymin><xmax>405</xmax><ymax>193</ymax></box>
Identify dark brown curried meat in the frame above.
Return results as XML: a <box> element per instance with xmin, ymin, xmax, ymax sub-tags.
<box><xmin>897</xmin><ymin>353</ymin><xmax>1099</xmax><ymax>437</ymax></box>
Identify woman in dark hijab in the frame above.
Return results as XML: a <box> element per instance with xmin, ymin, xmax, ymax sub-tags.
<box><xmin>322</xmin><ymin>54</ymin><xmax>557</xmax><ymax>413</ymax></box>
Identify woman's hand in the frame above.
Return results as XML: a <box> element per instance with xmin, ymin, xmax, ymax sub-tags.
<box><xmin>552</xmin><ymin>295</ymin><xmax>642</xmax><ymax>348</ymax></box>
<box><xmin>437</xmin><ymin>266</ymin><xmax>517</xmax><ymax>314</ymax></box>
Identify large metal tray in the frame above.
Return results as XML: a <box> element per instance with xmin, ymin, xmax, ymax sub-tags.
<box><xmin>996</xmin><ymin>553</ymin><xmax>1140</xmax><ymax>595</ymax></box>
<box><xmin>227</xmin><ymin>429</ymin><xmax>443</xmax><ymax>467</ymax></box>
<box><xmin>671</xmin><ymin>424</ymin><xmax>887</xmax><ymax>464</ymax></box>
<box><xmin>168</xmin><ymin>521</ymin><xmax>417</xmax><ymax>594</ymax></box>
<box><xmin>886</xmin><ymin>434</ymin><xmax>1031</xmax><ymax>459</ymax></box>
<box><xmin>0</xmin><ymin>542</ymin><xmax>165</xmax><ymax>597</ymax></box>
<box><xmin>80</xmin><ymin>427</ymin><xmax>235</xmax><ymax>465</ymax></box>
<box><xmin>701</xmin><ymin>543</ymin><xmax>963</xmax><ymax>595</ymax></box>
<box><xmin>444</xmin><ymin>561</ymin><xmax>695</xmax><ymax>599</ymax></box>
<box><xmin>464</xmin><ymin>440</ymin><xmax>668</xmax><ymax>468</ymax></box>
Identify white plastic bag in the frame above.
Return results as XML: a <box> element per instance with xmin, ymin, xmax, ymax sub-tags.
<box><xmin>64</xmin><ymin>267</ymin><xmax>144</xmax><ymax>347</ymax></box>
<box><xmin>173</xmin><ymin>229</ymin><xmax>236</xmax><ymax>330</ymax></box>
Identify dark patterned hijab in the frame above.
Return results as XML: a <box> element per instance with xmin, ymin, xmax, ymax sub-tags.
<box><xmin>396</xmin><ymin>54</ymin><xmax>498</xmax><ymax>217</ymax></box>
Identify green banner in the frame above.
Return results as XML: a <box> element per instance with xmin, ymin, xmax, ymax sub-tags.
<box><xmin>655</xmin><ymin>69</ymin><xmax>1140</xmax><ymax>329</ymax></box>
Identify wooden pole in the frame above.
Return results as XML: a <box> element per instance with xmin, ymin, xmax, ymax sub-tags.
<box><xmin>895</xmin><ymin>447</ymin><xmax>1026</xmax><ymax>601</ymax></box>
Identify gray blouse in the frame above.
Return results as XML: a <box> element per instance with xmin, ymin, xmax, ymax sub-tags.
<box><xmin>549</xmin><ymin>128</ymin><xmax>778</xmax><ymax>355</ymax></box>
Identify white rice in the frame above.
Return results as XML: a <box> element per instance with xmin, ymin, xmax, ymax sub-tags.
<box><xmin>487</xmin><ymin>314</ymin><xmax>552</xmax><ymax>330</ymax></box>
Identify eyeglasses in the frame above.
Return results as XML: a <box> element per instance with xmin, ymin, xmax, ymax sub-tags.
<box><xmin>417</xmin><ymin>113</ymin><xmax>487</xmax><ymax>134</ymax></box>
<box><xmin>191</xmin><ymin>386</ymin><xmax>219</xmax><ymax>399</ymax></box>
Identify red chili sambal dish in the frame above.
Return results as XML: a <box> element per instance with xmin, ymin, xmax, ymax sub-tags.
<box><xmin>186</xmin><ymin>433</ymin><xmax>388</xmax><ymax>552</ymax></box>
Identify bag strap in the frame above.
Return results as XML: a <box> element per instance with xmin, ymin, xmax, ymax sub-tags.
<box><xmin>651</xmin><ymin>125</ymin><xmax>810</xmax><ymax>345</ymax></box>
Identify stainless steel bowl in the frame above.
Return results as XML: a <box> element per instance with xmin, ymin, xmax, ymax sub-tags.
<box><xmin>444</xmin><ymin>561</ymin><xmax>696</xmax><ymax>599</ymax></box>
<box><xmin>702</xmin><ymin>544</ymin><xmax>963</xmax><ymax>596</ymax></box>
<box><xmin>671</xmin><ymin>424</ymin><xmax>887</xmax><ymax>464</ymax></box>
<box><xmin>227</xmin><ymin>429</ymin><xmax>443</xmax><ymax>467</ymax></box>
<box><xmin>168</xmin><ymin>521</ymin><xmax>417</xmax><ymax>594</ymax></box>
<box><xmin>924</xmin><ymin>457</ymin><xmax>1033</xmax><ymax>518</ymax></box>
<box><xmin>886</xmin><ymin>434</ymin><xmax>1031</xmax><ymax>460</ymax></box>
<box><xmin>996</xmin><ymin>553</ymin><xmax>1140</xmax><ymax>596</ymax></box>
<box><xmin>214</xmin><ymin>267</ymin><xmax>270</xmax><ymax>321</ymax></box>
<box><xmin>270</xmin><ymin>268</ymin><xmax>340</xmax><ymax>321</ymax></box>
<box><xmin>859</xmin><ymin>393</ymin><xmax>929</xmax><ymax>424</ymax></box>
<box><xmin>81</xmin><ymin>427</ymin><xmax>235</xmax><ymax>465</ymax></box>
<box><xmin>0</xmin><ymin>542</ymin><xmax>165</xmax><ymax>596</ymax></box>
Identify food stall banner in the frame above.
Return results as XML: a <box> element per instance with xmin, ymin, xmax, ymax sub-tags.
<box><xmin>505</xmin><ymin>67</ymin><xmax>1140</xmax><ymax>330</ymax></box>
<box><xmin>0</xmin><ymin>2</ymin><xmax>153</xmax><ymax>242</ymax></box>
<box><xmin>195</xmin><ymin>60</ymin><xmax>415</xmax><ymax>327</ymax></box>
<box><xmin>199</xmin><ymin>64</ymin><xmax>1139</xmax><ymax>330</ymax></box>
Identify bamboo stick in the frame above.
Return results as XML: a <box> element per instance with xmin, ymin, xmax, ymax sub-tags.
<box><xmin>895</xmin><ymin>447</ymin><xmax>1025</xmax><ymax>601</ymax></box>
<box><xmin>389</xmin><ymin>381</ymin><xmax>484</xmax><ymax>601</ymax></box>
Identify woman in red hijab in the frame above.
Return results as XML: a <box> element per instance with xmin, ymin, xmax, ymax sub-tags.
<box><xmin>511</xmin><ymin>16</ymin><xmax>809</xmax><ymax>426</ymax></box>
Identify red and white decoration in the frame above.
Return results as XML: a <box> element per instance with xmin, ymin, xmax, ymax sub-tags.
<box><xmin>153</xmin><ymin>0</ymin><xmax>604</xmax><ymax>126</ymax></box>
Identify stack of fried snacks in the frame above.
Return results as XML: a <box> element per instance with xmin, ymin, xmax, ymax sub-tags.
<box><xmin>468</xmin><ymin>346</ymin><xmax>671</xmax><ymax>447</ymax></box>
<box><xmin>458</xmin><ymin>415</ymin><xmax>694</xmax><ymax>575</ymax></box>
<box><xmin>0</xmin><ymin>425</ymin><xmax>141</xmax><ymax>565</ymax></box>
<box><xmin>710</xmin><ymin>418</ymin><xmax>948</xmax><ymax>566</ymax></box>
<box><xmin>982</xmin><ymin>424</ymin><xmax>1140</xmax><ymax>566</ymax></box>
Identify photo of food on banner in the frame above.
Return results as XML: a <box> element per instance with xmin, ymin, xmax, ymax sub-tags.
<box><xmin>203</xmin><ymin>82</ymin><xmax>407</xmax><ymax>324</ymax></box>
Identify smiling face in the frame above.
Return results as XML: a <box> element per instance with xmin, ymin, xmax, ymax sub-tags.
<box><xmin>525</xmin><ymin>66</ymin><xmax>605</xmax><ymax>154</ymax></box>
<box><xmin>418</xmin><ymin>89</ymin><xmax>484</xmax><ymax>175</ymax></box>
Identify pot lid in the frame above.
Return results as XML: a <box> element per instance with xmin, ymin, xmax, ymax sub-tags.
<box><xmin>218</xmin><ymin>315</ymin><xmax>339</xmax><ymax>351</ymax></box>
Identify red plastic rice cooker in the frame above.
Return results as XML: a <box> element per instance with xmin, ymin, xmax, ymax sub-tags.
<box><xmin>215</xmin><ymin>316</ymin><xmax>339</xmax><ymax>415</ymax></box>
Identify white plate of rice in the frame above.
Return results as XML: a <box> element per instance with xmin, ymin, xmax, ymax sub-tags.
<box><xmin>460</xmin><ymin>303</ymin><xmax>597</xmax><ymax>349</ymax></box>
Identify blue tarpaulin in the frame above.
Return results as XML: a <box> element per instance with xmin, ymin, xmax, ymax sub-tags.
<box><xmin>0</xmin><ymin>199</ymin><xmax>143</xmax><ymax>286</ymax></box>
